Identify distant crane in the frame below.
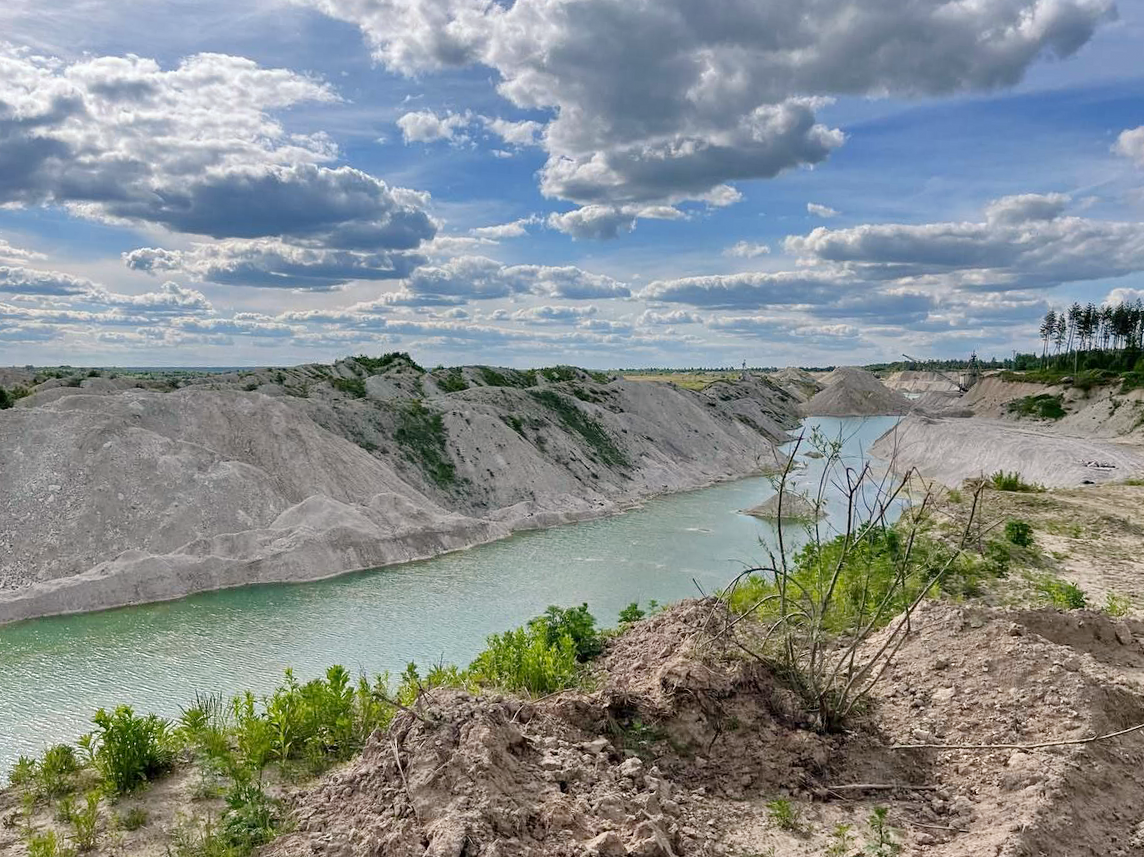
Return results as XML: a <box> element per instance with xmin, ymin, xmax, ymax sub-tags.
<box><xmin>901</xmin><ymin>353</ymin><xmax>979</xmax><ymax>393</ymax></box>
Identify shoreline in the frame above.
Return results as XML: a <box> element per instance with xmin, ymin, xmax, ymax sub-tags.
<box><xmin>0</xmin><ymin>458</ymin><xmax>784</xmax><ymax>629</ymax></box>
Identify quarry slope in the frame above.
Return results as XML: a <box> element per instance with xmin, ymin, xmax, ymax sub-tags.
<box><xmin>0</xmin><ymin>360</ymin><xmax>799</xmax><ymax>624</ymax></box>
<box><xmin>870</xmin><ymin>374</ymin><xmax>1144</xmax><ymax>488</ymax></box>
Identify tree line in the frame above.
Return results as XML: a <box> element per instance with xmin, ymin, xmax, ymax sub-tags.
<box><xmin>1038</xmin><ymin>300</ymin><xmax>1144</xmax><ymax>361</ymax></box>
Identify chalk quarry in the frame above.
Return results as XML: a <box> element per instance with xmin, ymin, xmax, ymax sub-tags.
<box><xmin>0</xmin><ymin>358</ymin><xmax>800</xmax><ymax>625</ymax></box>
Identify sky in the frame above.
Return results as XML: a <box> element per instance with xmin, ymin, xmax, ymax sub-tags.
<box><xmin>1</xmin><ymin>0</ymin><xmax>1143</xmax><ymax>369</ymax></box>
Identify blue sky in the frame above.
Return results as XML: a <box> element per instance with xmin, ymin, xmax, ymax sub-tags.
<box><xmin>1</xmin><ymin>0</ymin><xmax>1143</xmax><ymax>368</ymax></box>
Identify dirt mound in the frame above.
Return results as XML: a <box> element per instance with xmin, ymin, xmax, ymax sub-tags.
<box><xmin>262</xmin><ymin>599</ymin><xmax>1144</xmax><ymax>857</ymax></box>
<box><xmin>767</xmin><ymin>367</ymin><xmax>823</xmax><ymax>403</ymax></box>
<box><xmin>265</xmin><ymin>603</ymin><xmax>836</xmax><ymax>857</ymax></box>
<box><xmin>855</xmin><ymin>602</ymin><xmax>1144</xmax><ymax>857</ymax></box>
<box><xmin>802</xmin><ymin>367</ymin><xmax>912</xmax><ymax>417</ymax></box>
<box><xmin>742</xmin><ymin>491</ymin><xmax>823</xmax><ymax>520</ymax></box>
<box><xmin>883</xmin><ymin>370</ymin><xmax>962</xmax><ymax>394</ymax></box>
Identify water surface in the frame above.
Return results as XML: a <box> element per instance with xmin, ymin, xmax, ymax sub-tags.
<box><xmin>0</xmin><ymin>416</ymin><xmax>899</xmax><ymax>772</ymax></box>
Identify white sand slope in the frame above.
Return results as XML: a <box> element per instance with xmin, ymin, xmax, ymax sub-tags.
<box><xmin>871</xmin><ymin>415</ymin><xmax>1144</xmax><ymax>488</ymax></box>
<box><xmin>0</xmin><ymin>367</ymin><xmax>800</xmax><ymax>624</ymax></box>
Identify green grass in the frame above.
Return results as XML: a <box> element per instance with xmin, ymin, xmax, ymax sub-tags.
<box><xmin>116</xmin><ymin>807</ymin><xmax>149</xmax><ymax>831</ymax></box>
<box><xmin>725</xmin><ymin>528</ymin><xmax>995</xmax><ymax>633</ymax></box>
<box><xmin>529</xmin><ymin>390</ymin><xmax>628</xmax><ymax>468</ymax></box>
<box><xmin>394</xmin><ymin>400</ymin><xmax>455</xmax><ymax>486</ymax></box>
<box><xmin>1006</xmin><ymin>393</ymin><xmax>1066</xmax><ymax>420</ymax></box>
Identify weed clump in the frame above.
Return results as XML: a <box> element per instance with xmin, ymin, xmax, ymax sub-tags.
<box><xmin>1104</xmin><ymin>592</ymin><xmax>1131</xmax><ymax>617</ymax></box>
<box><xmin>764</xmin><ymin>797</ymin><xmax>802</xmax><ymax>831</ymax></box>
<box><xmin>989</xmin><ymin>471</ymin><xmax>1044</xmax><ymax>492</ymax></box>
<box><xmin>86</xmin><ymin>706</ymin><xmax>174</xmax><ymax>794</ymax></box>
<box><xmin>1036</xmin><ymin>577</ymin><xmax>1087</xmax><ymax>610</ymax></box>
<box><xmin>1005</xmin><ymin>520</ymin><xmax>1034</xmax><ymax>547</ymax></box>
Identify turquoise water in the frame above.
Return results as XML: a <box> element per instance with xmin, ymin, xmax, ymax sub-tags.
<box><xmin>0</xmin><ymin>417</ymin><xmax>899</xmax><ymax>773</ymax></box>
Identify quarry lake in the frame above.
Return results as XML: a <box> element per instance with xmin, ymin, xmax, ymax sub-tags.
<box><xmin>0</xmin><ymin>416</ymin><xmax>899</xmax><ymax>772</ymax></box>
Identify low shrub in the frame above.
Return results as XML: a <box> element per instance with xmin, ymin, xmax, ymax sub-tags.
<box><xmin>529</xmin><ymin>603</ymin><xmax>603</xmax><ymax>661</ymax></box>
<box><xmin>1006</xmin><ymin>394</ymin><xmax>1066</xmax><ymax>420</ymax></box>
<box><xmin>1004</xmin><ymin>520</ymin><xmax>1034</xmax><ymax>547</ymax></box>
<box><xmin>89</xmin><ymin>706</ymin><xmax>173</xmax><ymax>794</ymax></box>
<box><xmin>353</xmin><ymin>352</ymin><xmax>423</xmax><ymax>374</ymax></box>
<box><xmin>726</xmin><ymin>529</ymin><xmax>985</xmax><ymax>634</ymax></box>
<box><xmin>618</xmin><ymin>602</ymin><xmax>646</xmax><ymax>624</ymax></box>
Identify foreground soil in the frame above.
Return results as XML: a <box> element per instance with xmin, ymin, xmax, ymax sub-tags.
<box><xmin>259</xmin><ymin>601</ymin><xmax>1144</xmax><ymax>857</ymax></box>
<box><xmin>9</xmin><ymin>587</ymin><xmax>1143</xmax><ymax>857</ymax></box>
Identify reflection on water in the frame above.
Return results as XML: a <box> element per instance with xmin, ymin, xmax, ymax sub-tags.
<box><xmin>0</xmin><ymin>416</ymin><xmax>899</xmax><ymax>772</ymax></box>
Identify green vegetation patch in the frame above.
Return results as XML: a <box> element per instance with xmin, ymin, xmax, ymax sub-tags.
<box><xmin>395</xmin><ymin>399</ymin><xmax>456</xmax><ymax>486</ymax></box>
<box><xmin>1035</xmin><ymin>576</ymin><xmax>1087</xmax><ymax>610</ymax></box>
<box><xmin>1006</xmin><ymin>393</ymin><xmax>1066</xmax><ymax>420</ymax></box>
<box><xmin>725</xmin><ymin>528</ymin><xmax>997</xmax><ymax>633</ymax></box>
<box><xmin>1004</xmin><ymin>520</ymin><xmax>1035</xmax><ymax>547</ymax></box>
<box><xmin>0</xmin><ymin>385</ymin><xmax>31</xmax><ymax>409</ymax></box>
<box><xmin>330</xmin><ymin>377</ymin><xmax>367</xmax><ymax>398</ymax></box>
<box><xmin>434</xmin><ymin>368</ymin><xmax>469</xmax><ymax>393</ymax></box>
<box><xmin>989</xmin><ymin>471</ymin><xmax>1045</xmax><ymax>492</ymax></box>
<box><xmin>529</xmin><ymin>389</ymin><xmax>628</xmax><ymax>468</ymax></box>
<box><xmin>478</xmin><ymin>366</ymin><xmax>537</xmax><ymax>388</ymax></box>
<box><xmin>87</xmin><ymin>705</ymin><xmax>174</xmax><ymax>794</ymax></box>
<box><xmin>354</xmin><ymin>352</ymin><xmax>424</xmax><ymax>374</ymax></box>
